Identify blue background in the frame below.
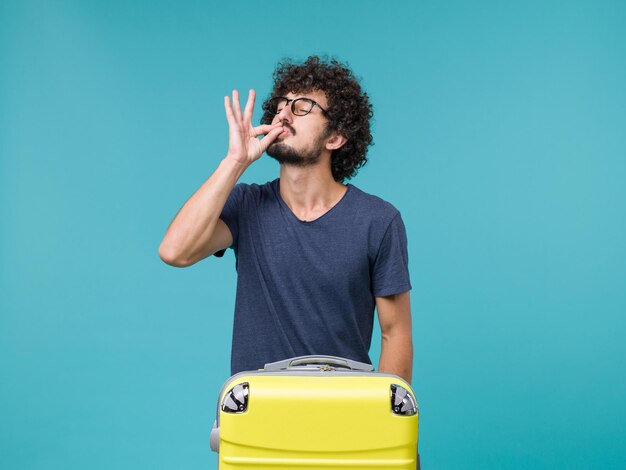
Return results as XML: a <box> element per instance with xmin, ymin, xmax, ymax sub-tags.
<box><xmin>1</xmin><ymin>0</ymin><xmax>625</xmax><ymax>468</ymax></box>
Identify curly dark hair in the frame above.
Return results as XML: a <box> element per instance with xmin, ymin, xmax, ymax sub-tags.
<box><xmin>260</xmin><ymin>55</ymin><xmax>373</xmax><ymax>182</ymax></box>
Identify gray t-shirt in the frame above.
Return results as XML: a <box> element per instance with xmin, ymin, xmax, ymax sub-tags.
<box><xmin>216</xmin><ymin>179</ymin><xmax>411</xmax><ymax>375</ymax></box>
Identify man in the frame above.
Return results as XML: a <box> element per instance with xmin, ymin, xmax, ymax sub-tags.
<box><xmin>159</xmin><ymin>56</ymin><xmax>413</xmax><ymax>383</ymax></box>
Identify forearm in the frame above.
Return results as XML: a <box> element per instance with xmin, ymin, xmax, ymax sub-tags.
<box><xmin>378</xmin><ymin>332</ymin><xmax>413</xmax><ymax>384</ymax></box>
<box><xmin>158</xmin><ymin>157</ymin><xmax>247</xmax><ymax>265</ymax></box>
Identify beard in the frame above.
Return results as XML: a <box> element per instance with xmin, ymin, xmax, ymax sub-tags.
<box><xmin>266</xmin><ymin>127</ymin><xmax>329</xmax><ymax>168</ymax></box>
<box><xmin>266</xmin><ymin>141</ymin><xmax>322</xmax><ymax>167</ymax></box>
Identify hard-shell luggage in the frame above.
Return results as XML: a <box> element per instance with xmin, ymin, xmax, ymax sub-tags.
<box><xmin>210</xmin><ymin>355</ymin><xmax>420</xmax><ymax>469</ymax></box>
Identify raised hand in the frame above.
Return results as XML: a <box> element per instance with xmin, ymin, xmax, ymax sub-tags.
<box><xmin>224</xmin><ymin>89</ymin><xmax>283</xmax><ymax>166</ymax></box>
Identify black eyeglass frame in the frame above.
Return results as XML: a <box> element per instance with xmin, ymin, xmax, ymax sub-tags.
<box><xmin>267</xmin><ymin>96</ymin><xmax>329</xmax><ymax>116</ymax></box>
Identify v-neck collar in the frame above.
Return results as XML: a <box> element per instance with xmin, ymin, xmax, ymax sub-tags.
<box><xmin>273</xmin><ymin>179</ymin><xmax>352</xmax><ymax>224</ymax></box>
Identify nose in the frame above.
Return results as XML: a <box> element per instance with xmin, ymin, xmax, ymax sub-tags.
<box><xmin>276</xmin><ymin>100</ymin><xmax>293</xmax><ymax>122</ymax></box>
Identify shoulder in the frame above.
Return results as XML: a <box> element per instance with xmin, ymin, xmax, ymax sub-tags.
<box><xmin>231</xmin><ymin>179</ymin><xmax>278</xmax><ymax>201</ymax></box>
<box><xmin>346</xmin><ymin>184</ymin><xmax>401</xmax><ymax>222</ymax></box>
<box><xmin>344</xmin><ymin>185</ymin><xmax>408</xmax><ymax>263</ymax></box>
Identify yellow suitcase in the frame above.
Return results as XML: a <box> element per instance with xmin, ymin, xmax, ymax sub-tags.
<box><xmin>210</xmin><ymin>355</ymin><xmax>420</xmax><ymax>469</ymax></box>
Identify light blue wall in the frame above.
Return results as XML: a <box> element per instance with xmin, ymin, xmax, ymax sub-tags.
<box><xmin>1</xmin><ymin>1</ymin><xmax>625</xmax><ymax>468</ymax></box>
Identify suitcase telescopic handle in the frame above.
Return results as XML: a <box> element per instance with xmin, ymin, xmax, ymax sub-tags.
<box><xmin>263</xmin><ymin>355</ymin><xmax>374</xmax><ymax>372</ymax></box>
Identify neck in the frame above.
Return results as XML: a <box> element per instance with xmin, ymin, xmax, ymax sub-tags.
<box><xmin>278</xmin><ymin>162</ymin><xmax>347</xmax><ymax>220</ymax></box>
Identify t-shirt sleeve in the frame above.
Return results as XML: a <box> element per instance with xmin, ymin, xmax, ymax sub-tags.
<box><xmin>213</xmin><ymin>183</ymin><xmax>245</xmax><ymax>258</ymax></box>
<box><xmin>372</xmin><ymin>212</ymin><xmax>412</xmax><ymax>296</ymax></box>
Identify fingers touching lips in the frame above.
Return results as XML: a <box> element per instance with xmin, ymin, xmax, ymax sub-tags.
<box><xmin>279</xmin><ymin>122</ymin><xmax>295</xmax><ymax>137</ymax></box>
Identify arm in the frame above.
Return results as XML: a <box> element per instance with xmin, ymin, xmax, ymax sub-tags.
<box><xmin>158</xmin><ymin>89</ymin><xmax>284</xmax><ymax>267</ymax></box>
<box><xmin>376</xmin><ymin>291</ymin><xmax>413</xmax><ymax>384</ymax></box>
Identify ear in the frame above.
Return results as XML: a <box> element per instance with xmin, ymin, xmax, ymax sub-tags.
<box><xmin>325</xmin><ymin>133</ymin><xmax>348</xmax><ymax>151</ymax></box>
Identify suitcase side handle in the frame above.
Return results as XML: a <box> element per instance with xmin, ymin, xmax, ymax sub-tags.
<box><xmin>263</xmin><ymin>355</ymin><xmax>375</xmax><ymax>372</ymax></box>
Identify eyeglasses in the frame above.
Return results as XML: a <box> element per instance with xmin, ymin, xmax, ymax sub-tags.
<box><xmin>267</xmin><ymin>97</ymin><xmax>328</xmax><ymax>116</ymax></box>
